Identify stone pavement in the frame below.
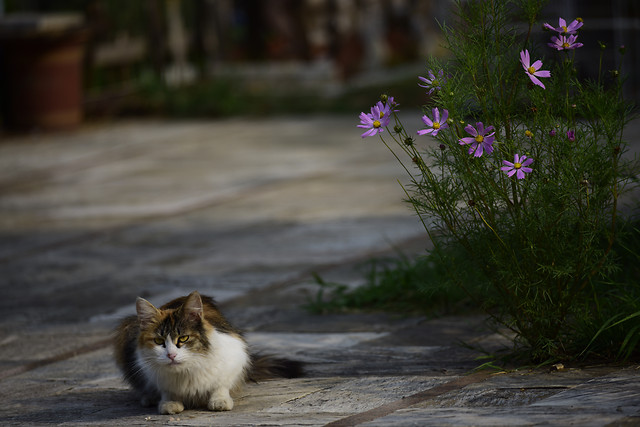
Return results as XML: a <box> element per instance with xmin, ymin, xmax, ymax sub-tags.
<box><xmin>0</xmin><ymin>116</ymin><xmax>639</xmax><ymax>426</ymax></box>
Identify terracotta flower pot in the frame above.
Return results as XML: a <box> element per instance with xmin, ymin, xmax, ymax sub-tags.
<box><xmin>0</xmin><ymin>14</ymin><xmax>87</xmax><ymax>131</ymax></box>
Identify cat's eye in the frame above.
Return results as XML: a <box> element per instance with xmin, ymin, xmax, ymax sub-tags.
<box><xmin>177</xmin><ymin>335</ymin><xmax>189</xmax><ymax>344</ymax></box>
<box><xmin>153</xmin><ymin>337</ymin><xmax>165</xmax><ymax>346</ymax></box>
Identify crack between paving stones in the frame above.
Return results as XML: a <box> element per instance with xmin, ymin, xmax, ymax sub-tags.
<box><xmin>0</xmin><ymin>337</ymin><xmax>112</xmax><ymax>381</ymax></box>
<box><xmin>323</xmin><ymin>371</ymin><xmax>494</xmax><ymax>427</ymax></box>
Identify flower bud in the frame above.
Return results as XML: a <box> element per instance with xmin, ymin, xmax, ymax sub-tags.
<box><xmin>380</xmin><ymin>94</ymin><xmax>388</xmax><ymax>103</ymax></box>
<box><xmin>580</xmin><ymin>179</ymin><xmax>590</xmax><ymax>190</ymax></box>
<box><xmin>439</xmin><ymin>144</ymin><xmax>446</xmax><ymax>151</ymax></box>
<box><xmin>394</xmin><ymin>124</ymin><xmax>403</xmax><ymax>134</ymax></box>
<box><xmin>404</xmin><ymin>137</ymin><xmax>414</xmax><ymax>146</ymax></box>
<box><xmin>598</xmin><ymin>41</ymin><xmax>606</xmax><ymax>50</ymax></box>
<box><xmin>619</xmin><ymin>45</ymin><xmax>626</xmax><ymax>55</ymax></box>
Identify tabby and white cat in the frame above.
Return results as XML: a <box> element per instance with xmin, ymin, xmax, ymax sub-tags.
<box><xmin>114</xmin><ymin>291</ymin><xmax>301</xmax><ymax>415</ymax></box>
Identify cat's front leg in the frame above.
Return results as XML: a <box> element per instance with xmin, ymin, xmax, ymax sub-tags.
<box><xmin>140</xmin><ymin>393</ymin><xmax>159</xmax><ymax>407</ymax></box>
<box><xmin>207</xmin><ymin>388</ymin><xmax>233</xmax><ymax>411</ymax></box>
<box><xmin>139</xmin><ymin>387</ymin><xmax>160</xmax><ymax>407</ymax></box>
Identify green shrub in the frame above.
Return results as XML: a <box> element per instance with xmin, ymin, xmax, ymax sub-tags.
<box><xmin>356</xmin><ymin>0</ymin><xmax>638</xmax><ymax>362</ymax></box>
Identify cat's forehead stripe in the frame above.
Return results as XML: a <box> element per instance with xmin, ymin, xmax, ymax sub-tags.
<box><xmin>157</xmin><ymin>311</ymin><xmax>182</xmax><ymax>334</ymax></box>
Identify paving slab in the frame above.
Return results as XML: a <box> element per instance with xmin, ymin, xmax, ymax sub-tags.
<box><xmin>0</xmin><ymin>116</ymin><xmax>639</xmax><ymax>426</ymax></box>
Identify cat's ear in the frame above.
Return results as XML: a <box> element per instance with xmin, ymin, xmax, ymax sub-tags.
<box><xmin>182</xmin><ymin>291</ymin><xmax>203</xmax><ymax>324</ymax></box>
<box><xmin>136</xmin><ymin>297</ymin><xmax>159</xmax><ymax>327</ymax></box>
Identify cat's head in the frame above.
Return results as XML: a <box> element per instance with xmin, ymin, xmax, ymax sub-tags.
<box><xmin>135</xmin><ymin>291</ymin><xmax>210</xmax><ymax>368</ymax></box>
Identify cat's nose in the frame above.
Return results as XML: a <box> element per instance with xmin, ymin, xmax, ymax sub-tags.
<box><xmin>167</xmin><ymin>353</ymin><xmax>177</xmax><ymax>361</ymax></box>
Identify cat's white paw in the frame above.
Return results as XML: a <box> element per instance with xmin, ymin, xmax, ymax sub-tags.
<box><xmin>159</xmin><ymin>400</ymin><xmax>184</xmax><ymax>415</ymax></box>
<box><xmin>207</xmin><ymin>390</ymin><xmax>233</xmax><ymax>411</ymax></box>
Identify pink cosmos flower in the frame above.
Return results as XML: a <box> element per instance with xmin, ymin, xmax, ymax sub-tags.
<box><xmin>548</xmin><ymin>34</ymin><xmax>583</xmax><ymax>50</ymax></box>
<box><xmin>378</xmin><ymin>96</ymin><xmax>399</xmax><ymax>115</ymax></box>
<box><xmin>501</xmin><ymin>154</ymin><xmax>533</xmax><ymax>179</ymax></box>
<box><xmin>417</xmin><ymin>108</ymin><xmax>449</xmax><ymax>137</ymax></box>
<box><xmin>418</xmin><ymin>70</ymin><xmax>445</xmax><ymax>95</ymax></box>
<box><xmin>544</xmin><ymin>17</ymin><xmax>583</xmax><ymax>35</ymax></box>
<box><xmin>520</xmin><ymin>50</ymin><xmax>551</xmax><ymax>89</ymax></box>
<box><xmin>459</xmin><ymin>122</ymin><xmax>495</xmax><ymax>157</ymax></box>
<box><xmin>358</xmin><ymin>104</ymin><xmax>391</xmax><ymax>138</ymax></box>
<box><xmin>567</xmin><ymin>129</ymin><xmax>575</xmax><ymax>142</ymax></box>
<box><xmin>375</xmin><ymin>100</ymin><xmax>393</xmax><ymax>121</ymax></box>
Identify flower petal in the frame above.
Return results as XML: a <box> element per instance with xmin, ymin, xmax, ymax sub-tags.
<box><xmin>529</xmin><ymin>74</ymin><xmax>546</xmax><ymax>89</ymax></box>
<box><xmin>520</xmin><ymin>50</ymin><xmax>529</xmax><ymax>68</ymax></box>
<box><xmin>464</xmin><ymin>124</ymin><xmax>477</xmax><ymax>136</ymax></box>
<box><xmin>483</xmin><ymin>142</ymin><xmax>494</xmax><ymax>155</ymax></box>
<box><xmin>522</xmin><ymin>157</ymin><xmax>534</xmax><ymax>167</ymax></box>
<box><xmin>361</xmin><ymin>128</ymin><xmax>376</xmax><ymax>138</ymax></box>
<box><xmin>432</xmin><ymin>108</ymin><xmax>440</xmax><ymax>122</ymax></box>
<box><xmin>567</xmin><ymin>20</ymin><xmax>583</xmax><ymax>33</ymax></box>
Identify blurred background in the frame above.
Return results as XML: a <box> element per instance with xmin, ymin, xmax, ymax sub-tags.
<box><xmin>0</xmin><ymin>0</ymin><xmax>638</xmax><ymax>132</ymax></box>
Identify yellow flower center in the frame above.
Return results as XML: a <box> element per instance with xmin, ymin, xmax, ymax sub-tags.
<box><xmin>433</xmin><ymin>122</ymin><xmax>440</xmax><ymax>129</ymax></box>
<box><xmin>379</xmin><ymin>111</ymin><xmax>385</xmax><ymax>118</ymax></box>
<box><xmin>475</xmin><ymin>135</ymin><xmax>484</xmax><ymax>143</ymax></box>
<box><xmin>562</xmin><ymin>42</ymin><xmax>570</xmax><ymax>48</ymax></box>
<box><xmin>561</xmin><ymin>25</ymin><xmax>568</xmax><ymax>33</ymax></box>
<box><xmin>514</xmin><ymin>162</ymin><xmax>522</xmax><ymax>169</ymax></box>
<box><xmin>373</xmin><ymin>120</ymin><xmax>381</xmax><ymax>128</ymax></box>
<box><xmin>527</xmin><ymin>66</ymin><xmax>536</xmax><ymax>75</ymax></box>
<box><xmin>525</xmin><ymin>130</ymin><xmax>533</xmax><ymax>138</ymax></box>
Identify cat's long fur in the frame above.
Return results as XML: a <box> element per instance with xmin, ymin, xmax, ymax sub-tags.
<box><xmin>114</xmin><ymin>291</ymin><xmax>302</xmax><ymax>415</ymax></box>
